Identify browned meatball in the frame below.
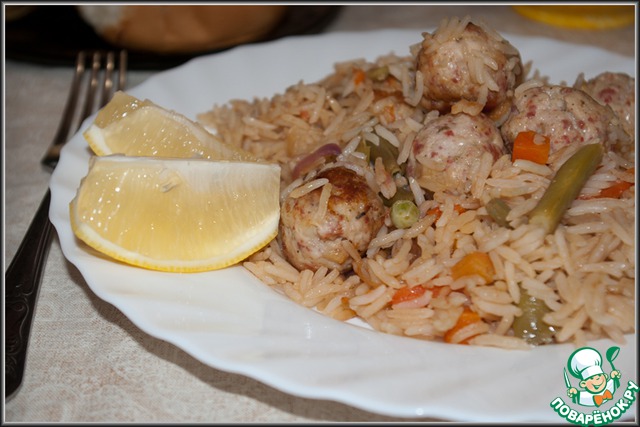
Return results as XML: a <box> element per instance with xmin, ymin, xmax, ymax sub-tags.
<box><xmin>578</xmin><ymin>72</ymin><xmax>635</xmax><ymax>139</ymax></box>
<box><xmin>411</xmin><ymin>112</ymin><xmax>506</xmax><ymax>195</ymax></box>
<box><xmin>416</xmin><ymin>18</ymin><xmax>523</xmax><ymax>115</ymax></box>
<box><xmin>500</xmin><ymin>83</ymin><xmax>626</xmax><ymax>155</ymax></box>
<box><xmin>279</xmin><ymin>166</ymin><xmax>385</xmax><ymax>273</ymax></box>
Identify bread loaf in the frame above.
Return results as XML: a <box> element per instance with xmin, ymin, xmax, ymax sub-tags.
<box><xmin>77</xmin><ymin>5</ymin><xmax>288</xmax><ymax>54</ymax></box>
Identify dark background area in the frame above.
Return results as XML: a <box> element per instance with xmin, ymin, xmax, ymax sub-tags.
<box><xmin>5</xmin><ymin>5</ymin><xmax>342</xmax><ymax>70</ymax></box>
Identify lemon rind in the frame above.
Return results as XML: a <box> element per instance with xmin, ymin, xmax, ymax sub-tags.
<box><xmin>70</xmin><ymin>202</ymin><xmax>279</xmax><ymax>273</ymax></box>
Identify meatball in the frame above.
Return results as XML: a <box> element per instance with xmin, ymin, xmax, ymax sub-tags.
<box><xmin>577</xmin><ymin>72</ymin><xmax>635</xmax><ymax>139</ymax></box>
<box><xmin>416</xmin><ymin>18</ymin><xmax>523</xmax><ymax>115</ymax></box>
<box><xmin>279</xmin><ymin>166</ymin><xmax>385</xmax><ymax>273</ymax></box>
<box><xmin>411</xmin><ymin>112</ymin><xmax>506</xmax><ymax>194</ymax></box>
<box><xmin>500</xmin><ymin>83</ymin><xmax>626</xmax><ymax>155</ymax></box>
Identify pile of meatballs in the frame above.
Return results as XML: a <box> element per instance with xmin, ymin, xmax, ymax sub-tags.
<box><xmin>278</xmin><ymin>18</ymin><xmax>635</xmax><ymax>274</ymax></box>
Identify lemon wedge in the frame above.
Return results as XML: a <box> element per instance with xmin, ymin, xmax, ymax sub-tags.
<box><xmin>70</xmin><ymin>155</ymin><xmax>281</xmax><ymax>272</ymax></box>
<box><xmin>84</xmin><ymin>91</ymin><xmax>255</xmax><ymax>161</ymax></box>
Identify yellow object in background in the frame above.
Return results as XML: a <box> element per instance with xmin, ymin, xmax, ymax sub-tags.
<box><xmin>513</xmin><ymin>5</ymin><xmax>635</xmax><ymax>30</ymax></box>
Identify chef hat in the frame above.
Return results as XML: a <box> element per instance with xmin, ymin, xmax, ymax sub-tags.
<box><xmin>568</xmin><ymin>347</ymin><xmax>604</xmax><ymax>380</ymax></box>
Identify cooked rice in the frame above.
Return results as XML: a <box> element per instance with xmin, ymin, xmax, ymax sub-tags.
<box><xmin>198</xmin><ymin>17</ymin><xmax>635</xmax><ymax>350</ymax></box>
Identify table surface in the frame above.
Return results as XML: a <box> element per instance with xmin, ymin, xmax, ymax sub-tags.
<box><xmin>3</xmin><ymin>4</ymin><xmax>635</xmax><ymax>423</ymax></box>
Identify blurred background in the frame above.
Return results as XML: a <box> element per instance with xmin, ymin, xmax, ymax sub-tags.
<box><xmin>5</xmin><ymin>5</ymin><xmax>342</xmax><ymax>69</ymax></box>
<box><xmin>5</xmin><ymin>4</ymin><xmax>635</xmax><ymax>70</ymax></box>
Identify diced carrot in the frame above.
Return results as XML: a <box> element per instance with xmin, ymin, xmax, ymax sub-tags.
<box><xmin>511</xmin><ymin>130</ymin><xmax>551</xmax><ymax>165</ymax></box>
<box><xmin>597</xmin><ymin>180</ymin><xmax>633</xmax><ymax>199</ymax></box>
<box><xmin>444</xmin><ymin>306</ymin><xmax>483</xmax><ymax>344</ymax></box>
<box><xmin>390</xmin><ymin>284</ymin><xmax>451</xmax><ymax>305</ymax></box>
<box><xmin>454</xmin><ymin>205</ymin><xmax>467</xmax><ymax>215</ymax></box>
<box><xmin>425</xmin><ymin>285</ymin><xmax>450</xmax><ymax>299</ymax></box>
<box><xmin>426</xmin><ymin>207</ymin><xmax>440</xmax><ymax>218</ymax></box>
<box><xmin>580</xmin><ymin>180</ymin><xmax>633</xmax><ymax>200</ymax></box>
<box><xmin>426</xmin><ymin>204</ymin><xmax>466</xmax><ymax>220</ymax></box>
<box><xmin>451</xmin><ymin>251</ymin><xmax>495</xmax><ymax>284</ymax></box>
<box><xmin>299</xmin><ymin>109</ymin><xmax>310</xmax><ymax>121</ymax></box>
<box><xmin>384</xmin><ymin>104</ymin><xmax>396</xmax><ymax>122</ymax></box>
<box><xmin>391</xmin><ymin>285</ymin><xmax>426</xmax><ymax>305</ymax></box>
<box><xmin>354</xmin><ymin>69</ymin><xmax>366</xmax><ymax>85</ymax></box>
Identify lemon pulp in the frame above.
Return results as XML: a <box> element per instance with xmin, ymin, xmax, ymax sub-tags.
<box><xmin>70</xmin><ymin>155</ymin><xmax>280</xmax><ymax>272</ymax></box>
<box><xmin>84</xmin><ymin>91</ymin><xmax>255</xmax><ymax>161</ymax></box>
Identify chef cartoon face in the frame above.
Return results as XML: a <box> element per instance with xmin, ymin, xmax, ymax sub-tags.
<box><xmin>581</xmin><ymin>372</ymin><xmax>609</xmax><ymax>393</ymax></box>
<box><xmin>565</xmin><ymin>346</ymin><xmax>621</xmax><ymax>407</ymax></box>
<box><xmin>568</xmin><ymin>347</ymin><xmax>607</xmax><ymax>388</ymax></box>
<box><xmin>552</xmin><ymin>346</ymin><xmax>635</xmax><ymax>422</ymax></box>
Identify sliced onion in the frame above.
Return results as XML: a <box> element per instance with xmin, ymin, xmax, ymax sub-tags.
<box><xmin>292</xmin><ymin>143</ymin><xmax>342</xmax><ymax>179</ymax></box>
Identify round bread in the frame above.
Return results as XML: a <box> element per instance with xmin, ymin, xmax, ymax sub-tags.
<box><xmin>77</xmin><ymin>5</ymin><xmax>288</xmax><ymax>54</ymax></box>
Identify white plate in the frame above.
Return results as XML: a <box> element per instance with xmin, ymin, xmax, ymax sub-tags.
<box><xmin>49</xmin><ymin>30</ymin><xmax>636</xmax><ymax>422</ymax></box>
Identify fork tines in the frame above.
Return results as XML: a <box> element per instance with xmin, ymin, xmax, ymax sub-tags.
<box><xmin>76</xmin><ymin>50</ymin><xmax>128</xmax><ymax>135</ymax></box>
<box><xmin>41</xmin><ymin>50</ymin><xmax>127</xmax><ymax>169</ymax></box>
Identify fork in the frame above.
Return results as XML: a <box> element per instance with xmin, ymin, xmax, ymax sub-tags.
<box><xmin>5</xmin><ymin>50</ymin><xmax>127</xmax><ymax>399</ymax></box>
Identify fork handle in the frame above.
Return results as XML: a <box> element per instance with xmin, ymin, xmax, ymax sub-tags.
<box><xmin>5</xmin><ymin>190</ymin><xmax>54</xmax><ymax>399</ymax></box>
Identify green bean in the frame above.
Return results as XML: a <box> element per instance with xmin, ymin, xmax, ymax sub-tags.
<box><xmin>382</xmin><ymin>186</ymin><xmax>414</xmax><ymax>207</ymax></box>
<box><xmin>368</xmin><ymin>137</ymin><xmax>404</xmax><ymax>176</ymax></box>
<box><xmin>355</xmin><ymin>138</ymin><xmax>370</xmax><ymax>163</ymax></box>
<box><xmin>528</xmin><ymin>143</ymin><xmax>604</xmax><ymax>234</ymax></box>
<box><xmin>486</xmin><ymin>198</ymin><xmax>512</xmax><ymax>228</ymax></box>
<box><xmin>391</xmin><ymin>199</ymin><xmax>420</xmax><ymax>229</ymax></box>
<box><xmin>366</xmin><ymin>65</ymin><xmax>390</xmax><ymax>82</ymax></box>
<box><xmin>512</xmin><ymin>288</ymin><xmax>555</xmax><ymax>345</ymax></box>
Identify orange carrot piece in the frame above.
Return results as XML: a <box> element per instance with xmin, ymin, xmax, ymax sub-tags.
<box><xmin>579</xmin><ymin>179</ymin><xmax>634</xmax><ymax>200</ymax></box>
<box><xmin>426</xmin><ymin>207</ymin><xmax>441</xmax><ymax>218</ymax></box>
<box><xmin>451</xmin><ymin>252</ymin><xmax>495</xmax><ymax>284</ymax></box>
<box><xmin>354</xmin><ymin>69</ymin><xmax>366</xmax><ymax>85</ymax></box>
<box><xmin>391</xmin><ymin>285</ymin><xmax>426</xmax><ymax>305</ymax></box>
<box><xmin>384</xmin><ymin>104</ymin><xmax>396</xmax><ymax>122</ymax></box>
<box><xmin>299</xmin><ymin>109</ymin><xmax>310</xmax><ymax>121</ymax></box>
<box><xmin>426</xmin><ymin>204</ymin><xmax>466</xmax><ymax>220</ymax></box>
<box><xmin>426</xmin><ymin>285</ymin><xmax>450</xmax><ymax>299</ymax></box>
<box><xmin>598</xmin><ymin>180</ymin><xmax>633</xmax><ymax>198</ymax></box>
<box><xmin>454</xmin><ymin>205</ymin><xmax>467</xmax><ymax>215</ymax></box>
<box><xmin>511</xmin><ymin>130</ymin><xmax>551</xmax><ymax>165</ymax></box>
<box><xmin>444</xmin><ymin>306</ymin><xmax>483</xmax><ymax>344</ymax></box>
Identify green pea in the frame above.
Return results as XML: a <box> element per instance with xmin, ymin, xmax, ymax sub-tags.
<box><xmin>391</xmin><ymin>199</ymin><xmax>420</xmax><ymax>229</ymax></box>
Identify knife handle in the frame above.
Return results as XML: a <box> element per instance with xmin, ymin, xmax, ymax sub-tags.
<box><xmin>5</xmin><ymin>190</ymin><xmax>54</xmax><ymax>399</ymax></box>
